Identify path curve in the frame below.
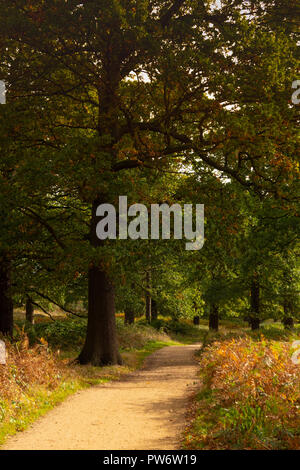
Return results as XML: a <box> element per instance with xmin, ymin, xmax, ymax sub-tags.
<box><xmin>3</xmin><ymin>344</ymin><xmax>200</xmax><ymax>450</ymax></box>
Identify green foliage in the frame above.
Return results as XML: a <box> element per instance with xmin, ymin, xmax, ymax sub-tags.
<box><xmin>20</xmin><ymin>316</ymin><xmax>176</xmax><ymax>352</ymax></box>
<box><xmin>148</xmin><ymin>318</ymin><xmax>194</xmax><ymax>335</ymax></box>
<box><xmin>24</xmin><ymin>319</ymin><xmax>87</xmax><ymax>349</ymax></box>
<box><xmin>253</xmin><ymin>323</ymin><xmax>300</xmax><ymax>342</ymax></box>
<box><xmin>0</xmin><ymin>0</ymin><xmax>298</xmax><ymax>362</ymax></box>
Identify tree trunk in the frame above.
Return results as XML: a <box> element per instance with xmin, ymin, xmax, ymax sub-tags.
<box><xmin>250</xmin><ymin>317</ymin><xmax>260</xmax><ymax>330</ymax></box>
<box><xmin>0</xmin><ymin>256</ymin><xmax>13</xmax><ymax>337</ymax></box>
<box><xmin>209</xmin><ymin>304</ymin><xmax>219</xmax><ymax>331</ymax></box>
<box><xmin>78</xmin><ymin>198</ymin><xmax>121</xmax><ymax>366</ymax></box>
<box><xmin>151</xmin><ymin>298</ymin><xmax>158</xmax><ymax>322</ymax></box>
<box><xmin>283</xmin><ymin>300</ymin><xmax>294</xmax><ymax>329</ymax></box>
<box><xmin>145</xmin><ymin>272</ymin><xmax>151</xmax><ymax>323</ymax></box>
<box><xmin>78</xmin><ymin>266</ymin><xmax>121</xmax><ymax>365</ymax></box>
<box><xmin>25</xmin><ymin>296</ymin><xmax>34</xmax><ymax>324</ymax></box>
<box><xmin>145</xmin><ymin>295</ymin><xmax>151</xmax><ymax>323</ymax></box>
<box><xmin>250</xmin><ymin>278</ymin><xmax>260</xmax><ymax>330</ymax></box>
<box><xmin>283</xmin><ymin>317</ymin><xmax>294</xmax><ymax>329</ymax></box>
<box><xmin>124</xmin><ymin>309</ymin><xmax>135</xmax><ymax>325</ymax></box>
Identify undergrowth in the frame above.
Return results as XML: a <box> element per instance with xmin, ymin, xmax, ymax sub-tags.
<box><xmin>184</xmin><ymin>334</ymin><xmax>300</xmax><ymax>450</ymax></box>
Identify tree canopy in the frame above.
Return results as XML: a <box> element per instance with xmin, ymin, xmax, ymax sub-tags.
<box><xmin>0</xmin><ymin>0</ymin><xmax>298</xmax><ymax>364</ymax></box>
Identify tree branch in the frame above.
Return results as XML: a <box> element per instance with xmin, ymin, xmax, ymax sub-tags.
<box><xmin>160</xmin><ymin>0</ymin><xmax>187</xmax><ymax>27</ymax></box>
<box><xmin>33</xmin><ymin>290</ymin><xmax>86</xmax><ymax>318</ymax></box>
<box><xmin>21</xmin><ymin>208</ymin><xmax>66</xmax><ymax>250</ymax></box>
<box><xmin>31</xmin><ymin>301</ymin><xmax>56</xmax><ymax>322</ymax></box>
<box><xmin>112</xmin><ymin>159</ymin><xmax>143</xmax><ymax>172</ymax></box>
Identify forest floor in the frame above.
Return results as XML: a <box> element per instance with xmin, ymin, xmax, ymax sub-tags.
<box><xmin>2</xmin><ymin>344</ymin><xmax>200</xmax><ymax>450</ymax></box>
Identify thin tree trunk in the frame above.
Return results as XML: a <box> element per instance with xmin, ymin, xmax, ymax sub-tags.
<box><xmin>250</xmin><ymin>278</ymin><xmax>260</xmax><ymax>330</ymax></box>
<box><xmin>25</xmin><ymin>296</ymin><xmax>34</xmax><ymax>324</ymax></box>
<box><xmin>78</xmin><ymin>198</ymin><xmax>121</xmax><ymax>366</ymax></box>
<box><xmin>209</xmin><ymin>304</ymin><xmax>219</xmax><ymax>331</ymax></box>
<box><xmin>145</xmin><ymin>271</ymin><xmax>151</xmax><ymax>323</ymax></box>
<box><xmin>283</xmin><ymin>316</ymin><xmax>294</xmax><ymax>329</ymax></box>
<box><xmin>283</xmin><ymin>300</ymin><xmax>294</xmax><ymax>329</ymax></box>
<box><xmin>145</xmin><ymin>295</ymin><xmax>151</xmax><ymax>323</ymax></box>
<box><xmin>0</xmin><ymin>255</ymin><xmax>13</xmax><ymax>337</ymax></box>
<box><xmin>151</xmin><ymin>298</ymin><xmax>158</xmax><ymax>322</ymax></box>
<box><xmin>124</xmin><ymin>309</ymin><xmax>135</xmax><ymax>325</ymax></box>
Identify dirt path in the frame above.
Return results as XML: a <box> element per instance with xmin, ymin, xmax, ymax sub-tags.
<box><xmin>3</xmin><ymin>344</ymin><xmax>200</xmax><ymax>450</ymax></box>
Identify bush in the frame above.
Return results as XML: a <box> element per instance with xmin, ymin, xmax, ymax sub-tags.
<box><xmin>21</xmin><ymin>317</ymin><xmax>170</xmax><ymax>352</ymax></box>
<box><xmin>144</xmin><ymin>317</ymin><xmax>196</xmax><ymax>335</ymax></box>
<box><xmin>257</xmin><ymin>324</ymin><xmax>300</xmax><ymax>341</ymax></box>
<box><xmin>185</xmin><ymin>335</ymin><xmax>300</xmax><ymax>450</ymax></box>
<box><xmin>0</xmin><ymin>331</ymin><xmax>64</xmax><ymax>402</ymax></box>
<box><xmin>23</xmin><ymin>319</ymin><xmax>87</xmax><ymax>349</ymax></box>
<box><xmin>116</xmin><ymin>318</ymin><xmax>169</xmax><ymax>350</ymax></box>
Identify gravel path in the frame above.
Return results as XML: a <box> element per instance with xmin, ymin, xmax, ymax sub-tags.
<box><xmin>3</xmin><ymin>344</ymin><xmax>200</xmax><ymax>450</ymax></box>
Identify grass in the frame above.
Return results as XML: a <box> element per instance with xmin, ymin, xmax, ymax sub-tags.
<box><xmin>183</xmin><ymin>321</ymin><xmax>300</xmax><ymax>450</ymax></box>
<box><xmin>129</xmin><ymin>339</ymin><xmax>180</xmax><ymax>367</ymax></box>
<box><xmin>256</xmin><ymin>323</ymin><xmax>300</xmax><ymax>342</ymax></box>
<box><xmin>0</xmin><ymin>380</ymin><xmax>83</xmax><ymax>445</ymax></box>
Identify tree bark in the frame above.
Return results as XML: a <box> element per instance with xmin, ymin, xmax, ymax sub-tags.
<box><xmin>145</xmin><ymin>295</ymin><xmax>151</xmax><ymax>323</ymax></box>
<box><xmin>145</xmin><ymin>272</ymin><xmax>151</xmax><ymax>323</ymax></box>
<box><xmin>78</xmin><ymin>198</ymin><xmax>121</xmax><ymax>366</ymax></box>
<box><xmin>283</xmin><ymin>316</ymin><xmax>294</xmax><ymax>329</ymax></box>
<box><xmin>250</xmin><ymin>278</ymin><xmax>260</xmax><ymax>330</ymax></box>
<box><xmin>25</xmin><ymin>296</ymin><xmax>34</xmax><ymax>324</ymax></box>
<box><xmin>209</xmin><ymin>304</ymin><xmax>219</xmax><ymax>331</ymax></box>
<box><xmin>250</xmin><ymin>317</ymin><xmax>260</xmax><ymax>330</ymax></box>
<box><xmin>124</xmin><ymin>309</ymin><xmax>135</xmax><ymax>325</ymax></box>
<box><xmin>78</xmin><ymin>265</ymin><xmax>122</xmax><ymax>365</ymax></box>
<box><xmin>283</xmin><ymin>300</ymin><xmax>294</xmax><ymax>329</ymax></box>
<box><xmin>151</xmin><ymin>298</ymin><xmax>158</xmax><ymax>322</ymax></box>
<box><xmin>0</xmin><ymin>256</ymin><xmax>13</xmax><ymax>337</ymax></box>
